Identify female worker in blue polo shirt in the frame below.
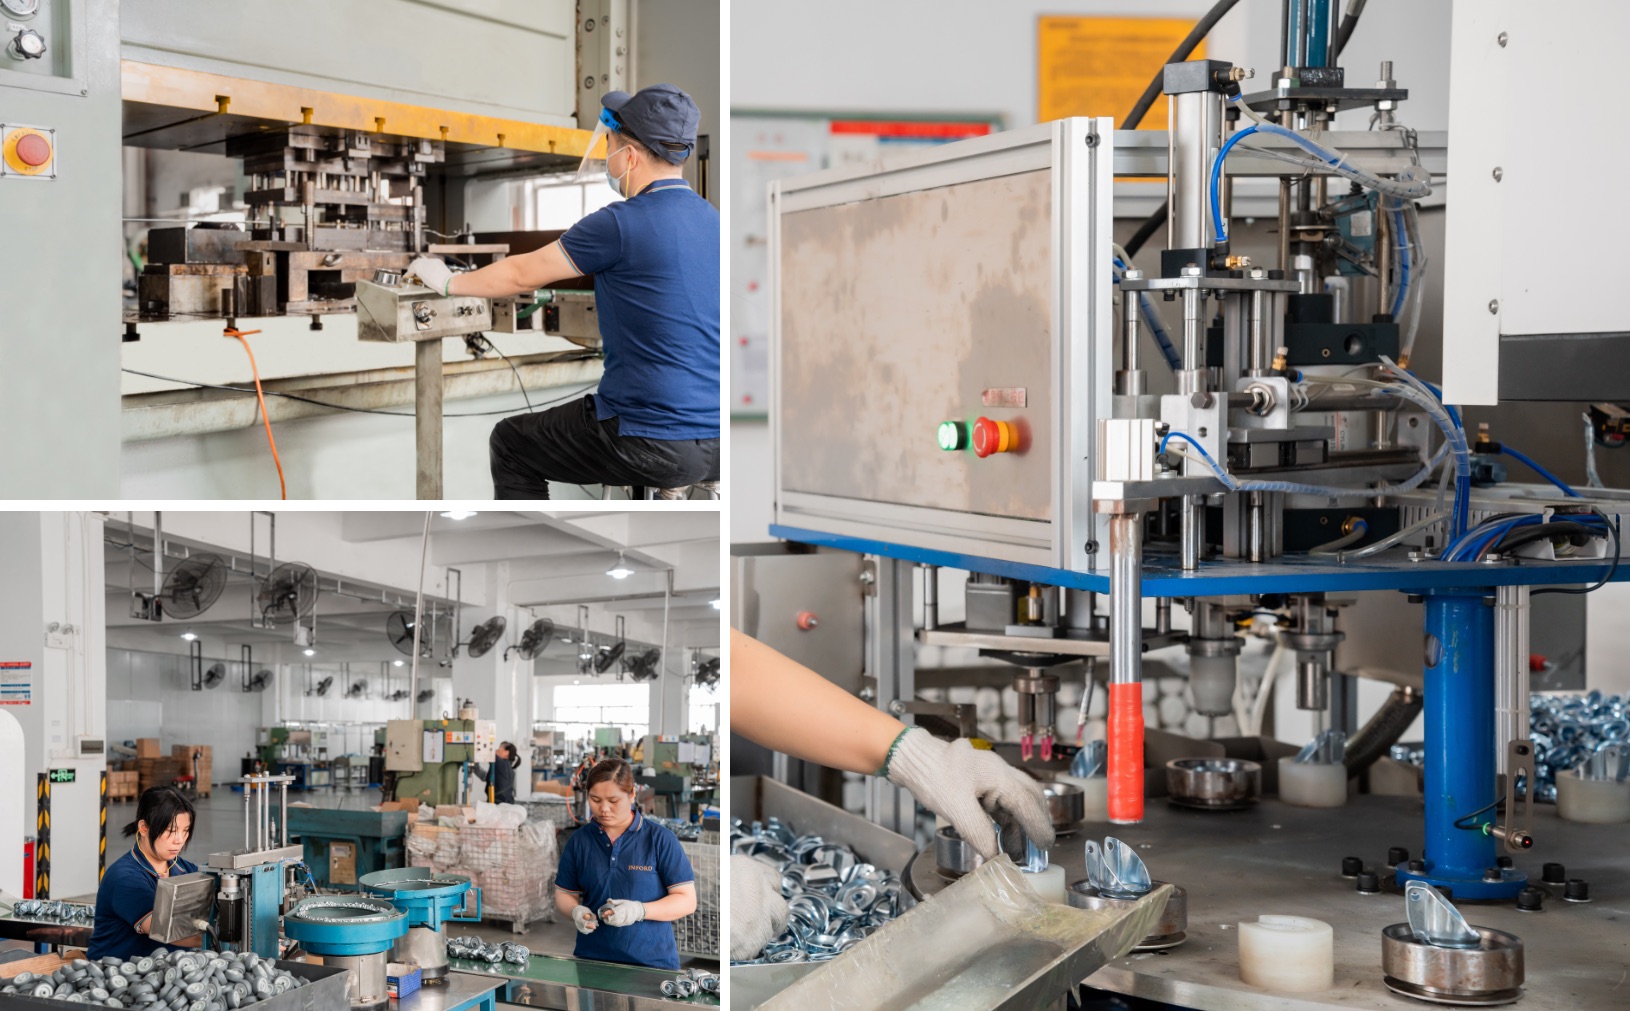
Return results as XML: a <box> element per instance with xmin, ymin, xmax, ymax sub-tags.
<box><xmin>555</xmin><ymin>758</ymin><xmax>696</xmax><ymax>970</ymax></box>
<box><xmin>87</xmin><ymin>786</ymin><xmax>202</xmax><ymax>959</ymax></box>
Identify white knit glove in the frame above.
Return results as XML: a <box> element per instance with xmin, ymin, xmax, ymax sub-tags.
<box><xmin>729</xmin><ymin>855</ymin><xmax>789</xmax><ymax>961</ymax></box>
<box><xmin>406</xmin><ymin>256</ymin><xmax>453</xmax><ymax>296</ymax></box>
<box><xmin>884</xmin><ymin>728</ymin><xmax>1055</xmax><ymax>860</ymax></box>
<box><xmin>570</xmin><ymin>903</ymin><xmax>599</xmax><ymax>935</ymax></box>
<box><xmin>598</xmin><ymin>899</ymin><xmax>645</xmax><ymax>927</ymax></box>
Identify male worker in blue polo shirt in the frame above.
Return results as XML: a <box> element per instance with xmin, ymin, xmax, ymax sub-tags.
<box><xmin>408</xmin><ymin>84</ymin><xmax>719</xmax><ymax>499</ymax></box>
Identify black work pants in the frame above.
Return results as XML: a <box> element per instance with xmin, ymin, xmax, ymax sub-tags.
<box><xmin>489</xmin><ymin>394</ymin><xmax>720</xmax><ymax>499</ymax></box>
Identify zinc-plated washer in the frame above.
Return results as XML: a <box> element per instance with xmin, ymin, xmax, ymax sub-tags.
<box><xmin>1067</xmin><ymin>880</ymin><xmax>1188</xmax><ymax>951</ymax></box>
<box><xmin>1381</xmin><ymin>922</ymin><xmax>1524</xmax><ymax>1006</ymax></box>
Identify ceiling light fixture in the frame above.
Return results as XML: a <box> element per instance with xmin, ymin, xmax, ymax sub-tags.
<box><xmin>710</xmin><ymin>598</ymin><xmax>721</xmax><ymax>610</ymax></box>
<box><xmin>303</xmin><ymin>648</ymin><xmax>316</xmax><ymax>657</ymax></box>
<box><xmin>439</xmin><ymin>510</ymin><xmax>478</xmax><ymax>520</ymax></box>
<box><xmin>393</xmin><ymin>659</ymin><xmax>404</xmax><ymax>667</ymax></box>
<box><xmin>607</xmin><ymin>551</ymin><xmax>633</xmax><ymax>579</ymax></box>
<box><xmin>179</xmin><ymin>629</ymin><xmax>198</xmax><ymax>641</ymax></box>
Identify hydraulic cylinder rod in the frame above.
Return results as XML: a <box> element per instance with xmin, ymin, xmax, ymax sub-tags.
<box><xmin>1108</xmin><ymin>513</ymin><xmax>1146</xmax><ymax>824</ymax></box>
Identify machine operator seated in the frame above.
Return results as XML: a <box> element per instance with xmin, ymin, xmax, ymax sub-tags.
<box><xmin>88</xmin><ymin>786</ymin><xmax>203</xmax><ymax>960</ymax></box>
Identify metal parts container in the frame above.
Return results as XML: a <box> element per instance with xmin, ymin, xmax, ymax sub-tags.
<box><xmin>0</xmin><ymin>960</ymin><xmax>350</xmax><ymax>1011</ymax></box>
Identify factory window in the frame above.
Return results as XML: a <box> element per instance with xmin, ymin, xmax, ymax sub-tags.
<box><xmin>532</xmin><ymin>176</ymin><xmax>622</xmax><ymax>231</ymax></box>
<box><xmin>551</xmin><ymin>682</ymin><xmax>649</xmax><ymax>743</ymax></box>
<box><xmin>688</xmin><ymin>684</ymin><xmax>718</xmax><ymax>735</ymax></box>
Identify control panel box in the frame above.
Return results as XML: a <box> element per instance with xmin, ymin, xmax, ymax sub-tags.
<box><xmin>473</xmin><ymin>719</ymin><xmax>497</xmax><ymax>762</ymax></box>
<box><xmin>769</xmin><ymin>119</ymin><xmax>1115</xmax><ymax>573</ymax></box>
<box><xmin>355</xmin><ymin>278</ymin><xmax>490</xmax><ymax>343</ymax></box>
<box><xmin>384</xmin><ymin>719</ymin><xmax>423</xmax><ymax>772</ymax></box>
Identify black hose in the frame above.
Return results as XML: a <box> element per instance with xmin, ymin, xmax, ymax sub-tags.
<box><xmin>1119</xmin><ymin>0</ymin><xmax>1244</xmax><ymax>131</ymax></box>
<box><xmin>1344</xmin><ymin>685</ymin><xmax>1422</xmax><ymax>773</ymax></box>
<box><xmin>1116</xmin><ymin>0</ymin><xmax>1242</xmax><ymax>261</ymax></box>
<box><xmin>1123</xmin><ymin>201</ymin><xmax>1169</xmax><ymax>259</ymax></box>
<box><xmin>1333</xmin><ymin>0</ymin><xmax>1369</xmax><ymax>59</ymax></box>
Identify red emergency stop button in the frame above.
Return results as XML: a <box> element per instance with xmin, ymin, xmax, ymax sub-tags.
<box><xmin>15</xmin><ymin>133</ymin><xmax>49</xmax><ymax>167</ymax></box>
<box><xmin>972</xmin><ymin>416</ymin><xmax>1016</xmax><ymax>458</ymax></box>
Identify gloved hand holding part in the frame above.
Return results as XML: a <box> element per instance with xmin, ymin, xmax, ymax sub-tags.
<box><xmin>570</xmin><ymin>903</ymin><xmax>599</xmax><ymax>935</ymax></box>
<box><xmin>884</xmin><ymin>727</ymin><xmax>1055</xmax><ymax>860</ymax></box>
<box><xmin>597</xmin><ymin>899</ymin><xmax>645</xmax><ymax>927</ymax></box>
<box><xmin>729</xmin><ymin>855</ymin><xmax>790</xmax><ymax>961</ymax></box>
<box><xmin>406</xmin><ymin>256</ymin><xmax>454</xmax><ymax>296</ymax></box>
<box><xmin>730</xmin><ymin>629</ymin><xmax>1057</xmax><ymax>865</ymax></box>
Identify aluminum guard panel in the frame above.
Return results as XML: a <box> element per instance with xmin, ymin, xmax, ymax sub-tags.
<box><xmin>779</xmin><ymin>170</ymin><xmax>1054</xmax><ymax>520</ymax></box>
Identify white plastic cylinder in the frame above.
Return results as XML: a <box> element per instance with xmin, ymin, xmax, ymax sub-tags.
<box><xmin>1239</xmin><ymin>915</ymin><xmax>1334</xmax><ymax>992</ymax></box>
<box><xmin>1059</xmin><ymin>775</ymin><xmax>1108</xmax><ymax>821</ymax></box>
<box><xmin>1556</xmin><ymin>774</ymin><xmax>1630</xmax><ymax>824</ymax></box>
<box><xmin>1277</xmin><ymin>757</ymin><xmax>1349</xmax><ymax>808</ymax></box>
<box><xmin>1022</xmin><ymin>864</ymin><xmax>1067</xmax><ymax>903</ymax></box>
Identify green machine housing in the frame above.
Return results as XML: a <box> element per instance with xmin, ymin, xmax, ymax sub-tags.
<box><xmin>285</xmin><ymin>806</ymin><xmax>408</xmax><ymax>891</ymax></box>
<box><xmin>385</xmin><ymin>717</ymin><xmax>482</xmax><ymax>807</ymax></box>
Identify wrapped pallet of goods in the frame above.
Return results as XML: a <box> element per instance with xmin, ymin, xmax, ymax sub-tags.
<box><xmin>405</xmin><ymin>804</ymin><xmax>557</xmax><ymax>934</ymax></box>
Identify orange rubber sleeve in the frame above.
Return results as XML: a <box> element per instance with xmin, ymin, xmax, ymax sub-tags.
<box><xmin>1108</xmin><ymin>681</ymin><xmax>1145</xmax><ymax>824</ymax></box>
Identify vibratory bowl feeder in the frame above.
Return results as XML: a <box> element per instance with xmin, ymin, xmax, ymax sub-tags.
<box><xmin>280</xmin><ymin>895</ymin><xmax>408</xmax><ymax>1010</ymax></box>
<box><xmin>359</xmin><ymin>867</ymin><xmax>480</xmax><ymax>981</ymax></box>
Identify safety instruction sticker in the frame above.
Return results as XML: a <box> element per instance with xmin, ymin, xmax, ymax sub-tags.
<box><xmin>1038</xmin><ymin>16</ymin><xmax>1207</xmax><ymax>128</ymax></box>
<box><xmin>1</xmin><ymin>661</ymin><xmax>32</xmax><ymax>705</ymax></box>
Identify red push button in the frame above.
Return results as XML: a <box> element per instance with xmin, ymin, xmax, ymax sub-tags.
<box><xmin>972</xmin><ymin>416</ymin><xmax>1016</xmax><ymax>458</ymax></box>
<box><xmin>15</xmin><ymin>133</ymin><xmax>49</xmax><ymax>167</ymax></box>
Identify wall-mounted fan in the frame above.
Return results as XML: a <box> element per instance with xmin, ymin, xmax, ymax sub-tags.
<box><xmin>344</xmin><ymin>680</ymin><xmax>368</xmax><ymax>699</ymax></box>
<box><xmin>627</xmin><ymin>648</ymin><xmax>662</xmax><ymax>682</ymax></box>
<box><xmin>386</xmin><ymin>610</ymin><xmax>432</xmax><ymax>657</ymax></box>
<box><xmin>202</xmin><ymin>663</ymin><xmax>227</xmax><ymax>689</ymax></box>
<box><xmin>694</xmin><ymin>657</ymin><xmax>720</xmax><ymax>687</ymax></box>
<box><xmin>386</xmin><ymin>688</ymin><xmax>408</xmax><ymax>702</ymax></box>
<box><xmin>594</xmin><ymin>640</ymin><xmax>627</xmax><ymax>674</ymax></box>
<box><xmin>416</xmin><ymin>689</ymin><xmax>435</xmax><ymax>703</ymax></box>
<box><xmin>163</xmin><ymin>554</ymin><xmax>227</xmax><ymax>620</ymax></box>
<box><xmin>309</xmin><ymin>676</ymin><xmax>334</xmax><ymax>697</ymax></box>
<box><xmin>257</xmin><ymin>562</ymin><xmax>318</xmax><ymax>627</ymax></box>
<box><xmin>245</xmin><ymin>669</ymin><xmax>273</xmax><ymax>693</ymax></box>
<box><xmin>462</xmin><ymin>616</ymin><xmax>507</xmax><ymax>659</ymax></box>
<box><xmin>508</xmin><ymin>618</ymin><xmax>555</xmax><ymax>660</ymax></box>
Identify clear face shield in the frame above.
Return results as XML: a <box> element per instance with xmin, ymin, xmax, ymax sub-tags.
<box><xmin>575</xmin><ymin>107</ymin><xmax>622</xmax><ymax>181</ymax></box>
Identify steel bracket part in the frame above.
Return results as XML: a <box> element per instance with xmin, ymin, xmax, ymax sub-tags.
<box><xmin>1499</xmin><ymin>739</ymin><xmax>1536</xmax><ymax>854</ymax></box>
<box><xmin>1405</xmin><ymin>882</ymin><xmax>1479</xmax><ymax>949</ymax></box>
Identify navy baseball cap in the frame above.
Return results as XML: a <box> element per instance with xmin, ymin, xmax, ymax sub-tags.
<box><xmin>600</xmin><ymin>84</ymin><xmax>699</xmax><ymax>164</ymax></box>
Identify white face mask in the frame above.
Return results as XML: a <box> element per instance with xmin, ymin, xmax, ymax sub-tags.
<box><xmin>605</xmin><ymin>145</ymin><xmax>631</xmax><ymax>197</ymax></box>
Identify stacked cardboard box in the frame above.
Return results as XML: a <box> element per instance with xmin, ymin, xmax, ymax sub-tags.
<box><xmin>135</xmin><ymin>738</ymin><xmax>161</xmax><ymax>759</ymax></box>
<box><xmin>108</xmin><ymin>770</ymin><xmax>139</xmax><ymax>801</ymax></box>
<box><xmin>136</xmin><ymin>756</ymin><xmax>182</xmax><ymax>792</ymax></box>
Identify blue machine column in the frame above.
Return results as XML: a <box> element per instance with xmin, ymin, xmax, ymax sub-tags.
<box><xmin>1396</xmin><ymin>587</ymin><xmax>1525</xmax><ymax>900</ymax></box>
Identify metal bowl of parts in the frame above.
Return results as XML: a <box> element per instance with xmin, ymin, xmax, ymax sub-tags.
<box><xmin>1043</xmin><ymin>780</ymin><xmax>1086</xmax><ymax>833</ymax></box>
<box><xmin>934</xmin><ymin>826</ymin><xmax>984</xmax><ymax>878</ymax></box>
<box><xmin>1166</xmin><ymin>758</ymin><xmax>1261</xmax><ymax>811</ymax></box>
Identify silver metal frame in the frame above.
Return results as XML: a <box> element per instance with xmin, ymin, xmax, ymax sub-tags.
<box><xmin>769</xmin><ymin>117</ymin><xmax>1115</xmax><ymax>572</ymax></box>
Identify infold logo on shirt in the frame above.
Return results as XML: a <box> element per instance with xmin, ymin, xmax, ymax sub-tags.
<box><xmin>628</xmin><ymin>864</ymin><xmax>655</xmax><ymax>872</ymax></box>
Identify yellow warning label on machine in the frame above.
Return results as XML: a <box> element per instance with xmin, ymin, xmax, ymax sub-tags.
<box><xmin>1038</xmin><ymin>16</ymin><xmax>1206</xmax><ymax>128</ymax></box>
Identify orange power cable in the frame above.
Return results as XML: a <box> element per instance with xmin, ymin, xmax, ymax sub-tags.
<box><xmin>224</xmin><ymin>327</ymin><xmax>287</xmax><ymax>500</ymax></box>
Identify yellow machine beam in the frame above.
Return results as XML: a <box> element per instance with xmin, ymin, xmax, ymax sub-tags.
<box><xmin>121</xmin><ymin>60</ymin><xmax>598</xmax><ymax>158</ymax></box>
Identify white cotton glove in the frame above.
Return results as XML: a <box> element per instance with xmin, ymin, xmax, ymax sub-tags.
<box><xmin>729</xmin><ymin>855</ymin><xmax>789</xmax><ymax>962</ymax></box>
<box><xmin>598</xmin><ymin>899</ymin><xmax>646</xmax><ymax>927</ymax></box>
<box><xmin>406</xmin><ymin>256</ymin><xmax>453</xmax><ymax>296</ymax></box>
<box><xmin>884</xmin><ymin>728</ymin><xmax>1055</xmax><ymax>860</ymax></box>
<box><xmin>570</xmin><ymin>903</ymin><xmax>599</xmax><ymax>934</ymax></box>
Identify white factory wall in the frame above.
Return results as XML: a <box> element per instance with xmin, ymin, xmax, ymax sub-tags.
<box><xmin>120</xmin><ymin>0</ymin><xmax>581</xmax><ymax>126</ymax></box>
<box><xmin>106</xmin><ymin>648</ymin><xmax>267</xmax><ymax>779</ymax></box>
<box><xmin>635</xmin><ymin>0</ymin><xmax>723</xmax><ymax>207</ymax></box>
